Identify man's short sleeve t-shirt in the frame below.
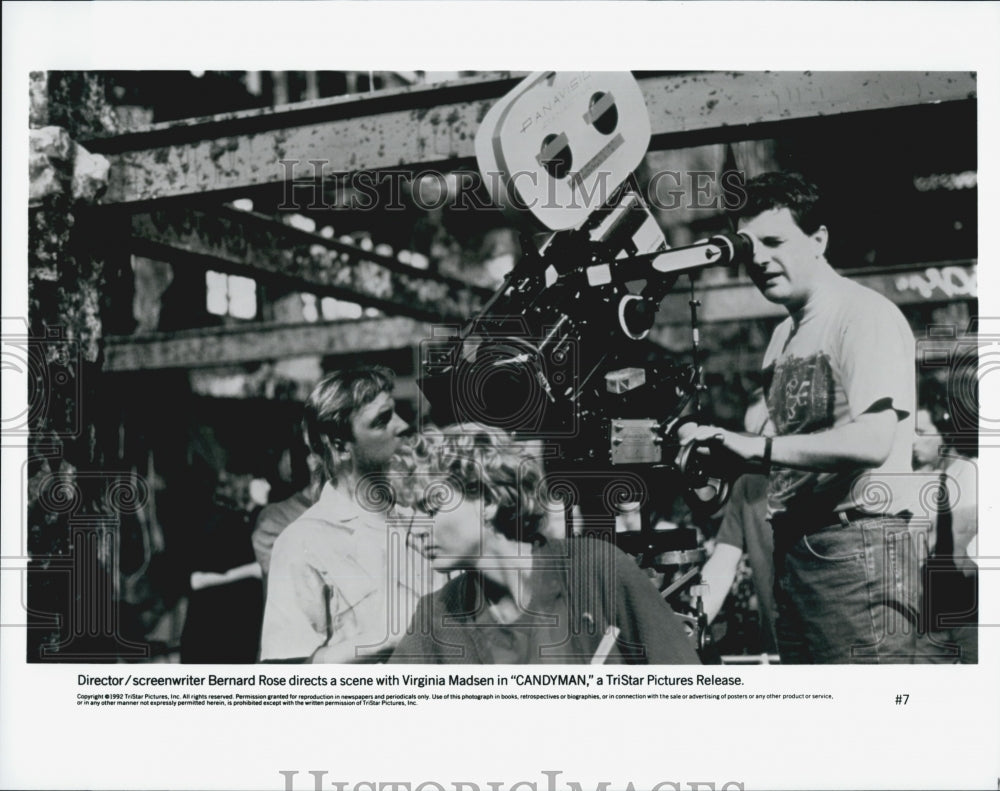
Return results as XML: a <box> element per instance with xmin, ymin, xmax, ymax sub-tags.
<box><xmin>762</xmin><ymin>276</ymin><xmax>916</xmax><ymax>518</ymax></box>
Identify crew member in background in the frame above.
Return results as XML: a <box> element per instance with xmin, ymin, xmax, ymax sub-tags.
<box><xmin>699</xmin><ymin>391</ymin><xmax>777</xmax><ymax>655</ymax></box>
<box><xmin>180</xmin><ymin>465</ymin><xmax>266</xmax><ymax>663</ymax></box>
<box><xmin>260</xmin><ymin>366</ymin><xmax>443</xmax><ymax>663</ymax></box>
<box><xmin>252</xmin><ymin>442</ymin><xmax>325</xmax><ymax>584</ymax></box>
<box><xmin>913</xmin><ymin>396</ymin><xmax>978</xmax><ymax>663</ymax></box>
<box><xmin>679</xmin><ymin>172</ymin><xmax>921</xmax><ymax>663</ymax></box>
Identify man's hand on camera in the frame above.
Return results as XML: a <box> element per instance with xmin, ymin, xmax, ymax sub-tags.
<box><xmin>675</xmin><ymin>423</ymin><xmax>768</xmax><ymax>472</ymax></box>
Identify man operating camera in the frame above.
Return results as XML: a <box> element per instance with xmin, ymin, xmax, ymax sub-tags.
<box><xmin>679</xmin><ymin>172</ymin><xmax>922</xmax><ymax>664</ymax></box>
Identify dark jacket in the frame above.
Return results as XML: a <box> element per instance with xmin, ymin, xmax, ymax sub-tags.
<box><xmin>390</xmin><ymin>538</ymin><xmax>700</xmax><ymax>664</ymax></box>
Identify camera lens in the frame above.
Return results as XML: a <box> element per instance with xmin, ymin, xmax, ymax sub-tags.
<box><xmin>454</xmin><ymin>338</ymin><xmax>548</xmax><ymax>432</ymax></box>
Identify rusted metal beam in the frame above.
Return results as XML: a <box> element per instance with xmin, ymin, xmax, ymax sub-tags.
<box><xmin>102</xmin><ymin>316</ymin><xmax>436</xmax><ymax>372</ymax></box>
<box><xmin>643</xmin><ymin>71</ymin><xmax>975</xmax><ymax>141</ymax></box>
<box><xmin>103</xmin><ymin>260</ymin><xmax>973</xmax><ymax>373</ymax></box>
<box><xmin>92</xmin><ymin>73</ymin><xmax>523</xmax><ymax>205</ymax></box>
<box><xmin>653</xmin><ymin>261</ymin><xmax>977</xmax><ymax>327</ymax></box>
<box><xmin>94</xmin><ymin>72</ymin><xmax>976</xmax><ymax>205</ymax></box>
<box><xmin>130</xmin><ymin>207</ymin><xmax>491</xmax><ymax>321</ymax></box>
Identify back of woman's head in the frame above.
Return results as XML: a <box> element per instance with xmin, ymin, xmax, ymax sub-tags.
<box><xmin>422</xmin><ymin>424</ymin><xmax>548</xmax><ymax>543</ymax></box>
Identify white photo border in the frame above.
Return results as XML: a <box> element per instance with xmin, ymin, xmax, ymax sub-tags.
<box><xmin>2</xmin><ymin>3</ymin><xmax>998</xmax><ymax>790</ymax></box>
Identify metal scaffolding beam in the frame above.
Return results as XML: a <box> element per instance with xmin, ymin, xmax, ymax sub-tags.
<box><xmin>103</xmin><ymin>260</ymin><xmax>974</xmax><ymax>373</ymax></box>
<box><xmin>654</xmin><ymin>261</ymin><xmax>977</xmax><ymax>325</ymax></box>
<box><xmin>102</xmin><ymin>316</ymin><xmax>436</xmax><ymax>372</ymax></box>
<box><xmin>130</xmin><ymin>207</ymin><xmax>491</xmax><ymax>321</ymax></box>
<box><xmin>93</xmin><ymin>72</ymin><xmax>976</xmax><ymax>205</ymax></box>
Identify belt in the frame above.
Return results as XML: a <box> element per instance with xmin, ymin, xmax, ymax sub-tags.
<box><xmin>835</xmin><ymin>508</ymin><xmax>876</xmax><ymax>526</ymax></box>
<box><xmin>772</xmin><ymin>508</ymin><xmax>910</xmax><ymax>530</ymax></box>
<box><xmin>837</xmin><ymin>508</ymin><xmax>913</xmax><ymax>526</ymax></box>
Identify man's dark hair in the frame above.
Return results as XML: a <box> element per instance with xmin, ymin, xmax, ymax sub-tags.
<box><xmin>303</xmin><ymin>366</ymin><xmax>395</xmax><ymax>455</ymax></box>
<box><xmin>736</xmin><ymin>171</ymin><xmax>824</xmax><ymax>234</ymax></box>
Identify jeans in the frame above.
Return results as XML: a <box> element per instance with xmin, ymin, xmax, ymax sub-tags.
<box><xmin>773</xmin><ymin>514</ymin><xmax>927</xmax><ymax>664</ymax></box>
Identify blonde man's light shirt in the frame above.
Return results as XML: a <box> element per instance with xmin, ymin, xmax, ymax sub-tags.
<box><xmin>260</xmin><ymin>483</ymin><xmax>442</xmax><ymax>662</ymax></box>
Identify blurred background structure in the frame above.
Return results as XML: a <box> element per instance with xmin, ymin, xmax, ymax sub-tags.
<box><xmin>25</xmin><ymin>70</ymin><xmax>977</xmax><ymax>662</ymax></box>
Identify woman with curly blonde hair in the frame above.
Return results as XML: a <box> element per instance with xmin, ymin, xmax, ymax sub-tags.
<box><xmin>391</xmin><ymin>424</ymin><xmax>699</xmax><ymax>664</ymax></box>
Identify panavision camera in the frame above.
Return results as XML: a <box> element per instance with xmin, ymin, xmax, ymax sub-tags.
<box><xmin>419</xmin><ymin>72</ymin><xmax>755</xmax><ymax>511</ymax></box>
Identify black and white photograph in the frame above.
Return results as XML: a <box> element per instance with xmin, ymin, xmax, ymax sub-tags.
<box><xmin>12</xmin><ymin>67</ymin><xmax>984</xmax><ymax>667</ymax></box>
<box><xmin>3</xmin><ymin>3</ymin><xmax>998</xmax><ymax>791</ymax></box>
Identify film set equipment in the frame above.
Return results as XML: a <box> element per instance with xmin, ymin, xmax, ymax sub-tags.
<box><xmin>420</xmin><ymin>72</ymin><xmax>754</xmax><ymax>503</ymax></box>
<box><xmin>418</xmin><ymin>73</ymin><xmax>756</xmax><ymax>656</ymax></box>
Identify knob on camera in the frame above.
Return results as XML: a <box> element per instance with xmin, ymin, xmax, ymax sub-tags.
<box><xmin>665</xmin><ymin>416</ymin><xmax>734</xmax><ymax>512</ymax></box>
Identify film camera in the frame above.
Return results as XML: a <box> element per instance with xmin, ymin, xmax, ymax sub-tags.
<box><xmin>419</xmin><ymin>72</ymin><xmax>756</xmax><ymax>510</ymax></box>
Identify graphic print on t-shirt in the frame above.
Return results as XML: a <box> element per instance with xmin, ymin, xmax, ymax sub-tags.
<box><xmin>766</xmin><ymin>352</ymin><xmax>836</xmax><ymax>508</ymax></box>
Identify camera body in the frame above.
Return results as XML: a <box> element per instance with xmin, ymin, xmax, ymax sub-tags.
<box><xmin>419</xmin><ymin>313</ymin><xmax>581</xmax><ymax>440</ymax></box>
<box><xmin>420</xmin><ymin>71</ymin><xmax>756</xmax><ymax>512</ymax></box>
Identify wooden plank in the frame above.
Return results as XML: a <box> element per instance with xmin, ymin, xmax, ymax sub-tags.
<box><xmin>130</xmin><ymin>207</ymin><xmax>490</xmax><ymax>321</ymax></box>
<box><xmin>102</xmin><ymin>316</ymin><xmax>435</xmax><ymax>372</ymax></box>
<box><xmin>95</xmin><ymin>72</ymin><xmax>976</xmax><ymax>205</ymax></box>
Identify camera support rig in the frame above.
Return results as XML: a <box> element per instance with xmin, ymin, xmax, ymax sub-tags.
<box><xmin>420</xmin><ymin>71</ymin><xmax>754</xmax><ymax>504</ymax></box>
<box><xmin>418</xmin><ymin>72</ymin><xmax>759</xmax><ymax>658</ymax></box>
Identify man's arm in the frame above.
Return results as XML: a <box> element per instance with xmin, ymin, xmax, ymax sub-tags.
<box><xmin>947</xmin><ymin>458</ymin><xmax>978</xmax><ymax>577</ymax></box>
<box><xmin>260</xmin><ymin>527</ymin><xmax>332</xmax><ymax>662</ymax></box>
<box><xmin>700</xmin><ymin>475</ymin><xmax>759</xmax><ymax>624</ymax></box>
<box><xmin>679</xmin><ymin>409</ymin><xmax>898</xmax><ymax>473</ymax></box>
<box><xmin>700</xmin><ymin>543</ymin><xmax>743</xmax><ymax>624</ymax></box>
<box><xmin>251</xmin><ymin>508</ymin><xmax>285</xmax><ymax>578</ymax></box>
